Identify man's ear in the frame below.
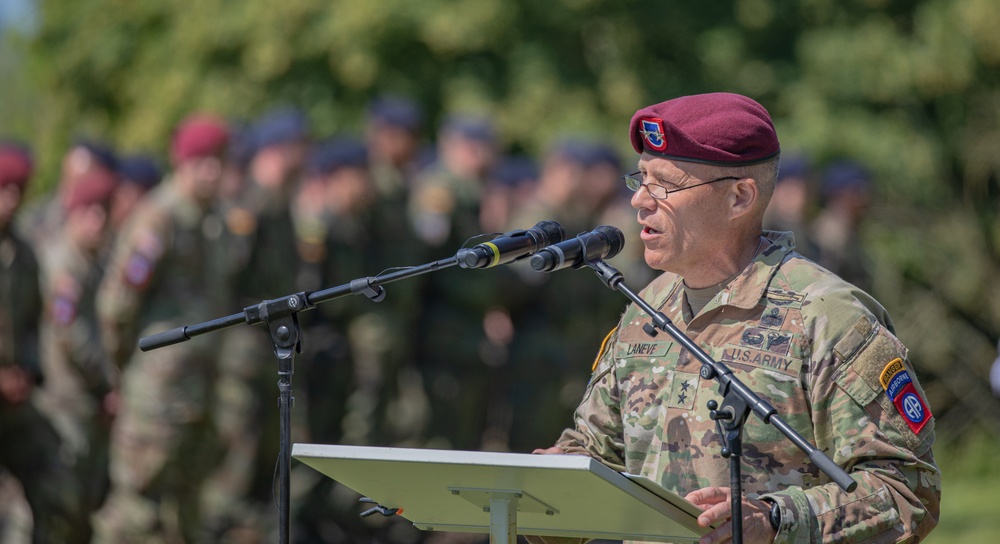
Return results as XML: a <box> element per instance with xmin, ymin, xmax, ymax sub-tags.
<box><xmin>729</xmin><ymin>177</ymin><xmax>758</xmax><ymax>219</ymax></box>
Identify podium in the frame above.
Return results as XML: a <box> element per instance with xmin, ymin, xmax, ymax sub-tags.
<box><xmin>292</xmin><ymin>444</ymin><xmax>712</xmax><ymax>543</ymax></box>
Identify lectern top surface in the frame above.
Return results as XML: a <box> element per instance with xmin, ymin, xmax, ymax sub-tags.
<box><xmin>293</xmin><ymin>443</ymin><xmax>709</xmax><ymax>543</ymax></box>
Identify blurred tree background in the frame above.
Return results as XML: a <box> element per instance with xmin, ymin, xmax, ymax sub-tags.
<box><xmin>2</xmin><ymin>0</ymin><xmax>1000</xmax><ymax>540</ymax></box>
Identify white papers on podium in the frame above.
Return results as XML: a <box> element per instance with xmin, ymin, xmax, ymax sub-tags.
<box><xmin>292</xmin><ymin>444</ymin><xmax>710</xmax><ymax>543</ymax></box>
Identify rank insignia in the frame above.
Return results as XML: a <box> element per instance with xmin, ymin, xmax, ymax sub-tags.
<box><xmin>639</xmin><ymin>118</ymin><xmax>669</xmax><ymax>152</ymax></box>
<box><xmin>879</xmin><ymin>358</ymin><xmax>931</xmax><ymax>434</ymax></box>
<box><xmin>667</xmin><ymin>371</ymin><xmax>699</xmax><ymax>410</ymax></box>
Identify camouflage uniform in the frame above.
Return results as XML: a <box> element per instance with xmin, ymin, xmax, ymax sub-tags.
<box><xmin>0</xmin><ymin>227</ymin><xmax>88</xmax><ymax>543</ymax></box>
<box><xmin>552</xmin><ymin>231</ymin><xmax>940</xmax><ymax>543</ymax></box>
<box><xmin>92</xmin><ymin>180</ymin><xmax>227</xmax><ymax>543</ymax></box>
<box><xmin>36</xmin><ymin>236</ymin><xmax>118</xmax><ymax>521</ymax></box>
<box><xmin>408</xmin><ymin>162</ymin><xmax>520</xmax><ymax>451</ymax></box>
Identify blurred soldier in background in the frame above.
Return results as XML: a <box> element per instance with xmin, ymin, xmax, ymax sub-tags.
<box><xmin>409</xmin><ymin>114</ymin><xmax>498</xmax><ymax>249</ymax></box>
<box><xmin>0</xmin><ymin>140</ymin><xmax>89</xmax><ymax>543</ymax></box>
<box><xmin>810</xmin><ymin>159</ymin><xmax>874</xmax><ymax>291</ymax></box>
<box><xmin>507</xmin><ymin>139</ymin><xmax>592</xmax><ymax>236</ymax></box>
<box><xmin>502</xmin><ymin>140</ymin><xmax>638</xmax><ymax>453</ymax></box>
<box><xmin>20</xmin><ymin>138</ymin><xmax>119</xmax><ymax>248</ymax></box>
<box><xmin>365</xmin><ymin>94</ymin><xmax>425</xmax><ymax>211</ymax></box>
<box><xmin>763</xmin><ymin>153</ymin><xmax>816</xmax><ymax>259</ymax></box>
<box><xmin>202</xmin><ymin>107</ymin><xmax>311</xmax><ymax>540</ymax></box>
<box><xmin>479</xmin><ymin>155</ymin><xmax>539</xmax><ymax>234</ymax></box>
<box><xmin>36</xmin><ymin>168</ymin><xmax>120</xmax><ymax>539</ymax></box>
<box><xmin>92</xmin><ymin>116</ymin><xmax>230</xmax><ymax>544</ymax></box>
<box><xmin>291</xmin><ymin>138</ymin><xmax>423</xmax><ymax>544</ymax></box>
<box><xmin>109</xmin><ymin>154</ymin><xmax>162</xmax><ymax>231</ymax></box>
<box><xmin>407</xmin><ymin>115</ymin><xmax>516</xmax><ymax>452</ymax></box>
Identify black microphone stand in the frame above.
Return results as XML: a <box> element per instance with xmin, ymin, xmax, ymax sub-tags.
<box><xmin>138</xmin><ymin>255</ymin><xmax>460</xmax><ymax>544</ymax></box>
<box><xmin>579</xmin><ymin>259</ymin><xmax>857</xmax><ymax>543</ymax></box>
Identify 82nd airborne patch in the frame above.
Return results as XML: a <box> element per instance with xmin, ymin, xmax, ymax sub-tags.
<box><xmin>879</xmin><ymin>358</ymin><xmax>931</xmax><ymax>434</ymax></box>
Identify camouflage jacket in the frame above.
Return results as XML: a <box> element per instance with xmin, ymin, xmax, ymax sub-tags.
<box><xmin>38</xmin><ymin>237</ymin><xmax>116</xmax><ymax>416</ymax></box>
<box><xmin>554</xmin><ymin>231</ymin><xmax>940</xmax><ymax>543</ymax></box>
<box><xmin>0</xmin><ymin>228</ymin><xmax>42</xmax><ymax>381</ymax></box>
<box><xmin>96</xmin><ymin>181</ymin><xmax>227</xmax><ymax>370</ymax></box>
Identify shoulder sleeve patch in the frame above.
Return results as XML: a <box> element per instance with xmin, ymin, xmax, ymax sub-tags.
<box><xmin>124</xmin><ymin>253</ymin><xmax>154</xmax><ymax>289</ymax></box>
<box><xmin>834</xmin><ymin>325</ymin><xmax>932</xmax><ymax>450</ymax></box>
<box><xmin>51</xmin><ymin>295</ymin><xmax>78</xmax><ymax>326</ymax></box>
<box><xmin>226</xmin><ymin>207</ymin><xmax>258</xmax><ymax>237</ymax></box>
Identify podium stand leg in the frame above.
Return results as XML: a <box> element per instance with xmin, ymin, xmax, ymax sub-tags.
<box><xmin>487</xmin><ymin>492</ymin><xmax>519</xmax><ymax>544</ymax></box>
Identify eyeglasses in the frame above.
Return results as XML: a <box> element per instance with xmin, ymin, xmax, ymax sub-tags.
<box><xmin>622</xmin><ymin>171</ymin><xmax>742</xmax><ymax>200</ymax></box>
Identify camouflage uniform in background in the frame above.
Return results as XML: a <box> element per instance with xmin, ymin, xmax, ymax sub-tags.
<box><xmin>501</xmin><ymin>143</ymin><xmax>641</xmax><ymax>453</ymax></box>
<box><xmin>551</xmin><ymin>231</ymin><xmax>940</xmax><ymax>543</ymax></box>
<box><xmin>36</xmin><ymin>235</ymin><xmax>118</xmax><ymax>524</ymax></box>
<box><xmin>291</xmin><ymin>137</ymin><xmax>430</xmax><ymax>544</ymax></box>
<box><xmin>408</xmin><ymin>160</ymin><xmax>517</xmax><ymax>451</ymax></box>
<box><xmin>92</xmin><ymin>180</ymin><xmax>228</xmax><ymax>543</ymax></box>
<box><xmin>202</xmin><ymin>109</ymin><xmax>309</xmax><ymax>538</ymax></box>
<box><xmin>0</xmin><ymin>226</ymin><xmax>88</xmax><ymax>543</ymax></box>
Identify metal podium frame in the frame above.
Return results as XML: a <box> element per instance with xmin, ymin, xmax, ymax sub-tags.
<box><xmin>292</xmin><ymin>444</ymin><xmax>712</xmax><ymax>544</ymax></box>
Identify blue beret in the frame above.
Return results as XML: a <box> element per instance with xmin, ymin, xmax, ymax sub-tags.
<box><xmin>777</xmin><ymin>153</ymin><xmax>811</xmax><ymax>183</ymax></box>
<box><xmin>305</xmin><ymin>138</ymin><xmax>368</xmax><ymax>176</ymax></box>
<box><xmin>72</xmin><ymin>137</ymin><xmax>119</xmax><ymax>171</ymax></box>
<box><xmin>226</xmin><ymin>121</ymin><xmax>258</xmax><ymax>166</ymax></box>
<box><xmin>118</xmin><ymin>155</ymin><xmax>162</xmax><ymax>189</ymax></box>
<box><xmin>254</xmin><ymin>107</ymin><xmax>310</xmax><ymax>150</ymax></box>
<box><xmin>441</xmin><ymin>115</ymin><xmax>496</xmax><ymax>143</ymax></box>
<box><xmin>822</xmin><ymin>159</ymin><xmax>871</xmax><ymax>197</ymax></box>
<box><xmin>549</xmin><ymin>139</ymin><xmax>592</xmax><ymax>164</ymax></box>
<box><xmin>368</xmin><ymin>95</ymin><xmax>424</xmax><ymax>131</ymax></box>
<box><xmin>491</xmin><ymin>156</ymin><xmax>539</xmax><ymax>187</ymax></box>
<box><xmin>584</xmin><ymin>142</ymin><xmax>620</xmax><ymax>170</ymax></box>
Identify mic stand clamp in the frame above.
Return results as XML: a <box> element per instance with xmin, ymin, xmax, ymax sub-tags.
<box><xmin>580</xmin><ymin>259</ymin><xmax>856</xmax><ymax>544</ymax></box>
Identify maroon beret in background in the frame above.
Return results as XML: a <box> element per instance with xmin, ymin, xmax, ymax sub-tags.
<box><xmin>63</xmin><ymin>170</ymin><xmax>119</xmax><ymax>212</ymax></box>
<box><xmin>629</xmin><ymin>92</ymin><xmax>780</xmax><ymax>166</ymax></box>
<box><xmin>0</xmin><ymin>143</ymin><xmax>34</xmax><ymax>189</ymax></box>
<box><xmin>171</xmin><ymin>115</ymin><xmax>230</xmax><ymax>164</ymax></box>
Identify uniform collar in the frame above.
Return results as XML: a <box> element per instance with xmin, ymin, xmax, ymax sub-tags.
<box><xmin>710</xmin><ymin>230</ymin><xmax>795</xmax><ymax>311</ymax></box>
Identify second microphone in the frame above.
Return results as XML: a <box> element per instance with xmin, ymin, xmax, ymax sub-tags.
<box><xmin>529</xmin><ymin>225</ymin><xmax>625</xmax><ymax>273</ymax></box>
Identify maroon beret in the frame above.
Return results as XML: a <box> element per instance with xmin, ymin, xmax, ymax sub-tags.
<box><xmin>629</xmin><ymin>92</ymin><xmax>779</xmax><ymax>166</ymax></box>
<box><xmin>171</xmin><ymin>115</ymin><xmax>229</xmax><ymax>163</ymax></box>
<box><xmin>0</xmin><ymin>143</ymin><xmax>33</xmax><ymax>189</ymax></box>
<box><xmin>63</xmin><ymin>170</ymin><xmax>119</xmax><ymax>212</ymax></box>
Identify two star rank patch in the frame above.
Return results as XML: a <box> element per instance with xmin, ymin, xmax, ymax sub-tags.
<box><xmin>879</xmin><ymin>358</ymin><xmax>931</xmax><ymax>434</ymax></box>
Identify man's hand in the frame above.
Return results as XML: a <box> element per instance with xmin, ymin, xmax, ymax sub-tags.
<box><xmin>684</xmin><ymin>487</ymin><xmax>776</xmax><ymax>544</ymax></box>
<box><xmin>531</xmin><ymin>446</ymin><xmax>566</xmax><ymax>455</ymax></box>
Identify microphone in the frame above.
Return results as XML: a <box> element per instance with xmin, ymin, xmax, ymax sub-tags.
<box><xmin>529</xmin><ymin>225</ymin><xmax>625</xmax><ymax>273</ymax></box>
<box><xmin>456</xmin><ymin>220</ymin><xmax>566</xmax><ymax>269</ymax></box>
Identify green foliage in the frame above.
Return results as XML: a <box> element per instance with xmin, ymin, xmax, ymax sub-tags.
<box><xmin>924</xmin><ymin>429</ymin><xmax>1000</xmax><ymax>543</ymax></box>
